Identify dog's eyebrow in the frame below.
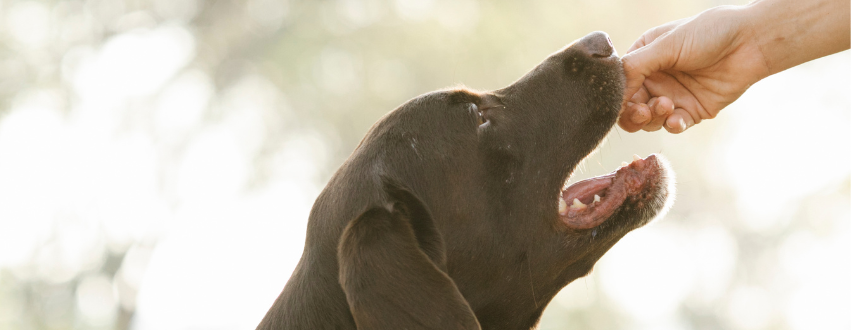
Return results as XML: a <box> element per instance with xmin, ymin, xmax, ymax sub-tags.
<box><xmin>446</xmin><ymin>88</ymin><xmax>482</xmax><ymax>104</ymax></box>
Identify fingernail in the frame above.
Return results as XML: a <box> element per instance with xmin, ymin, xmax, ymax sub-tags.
<box><xmin>678</xmin><ymin>118</ymin><xmax>687</xmax><ymax>132</ymax></box>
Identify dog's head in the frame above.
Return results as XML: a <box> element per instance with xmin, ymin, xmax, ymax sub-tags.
<box><xmin>261</xmin><ymin>32</ymin><xmax>675</xmax><ymax>330</ymax></box>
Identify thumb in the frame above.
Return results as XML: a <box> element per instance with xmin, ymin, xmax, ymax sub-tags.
<box><xmin>621</xmin><ymin>30</ymin><xmax>681</xmax><ymax>103</ymax></box>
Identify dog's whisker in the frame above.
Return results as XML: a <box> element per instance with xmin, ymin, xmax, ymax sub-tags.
<box><xmin>526</xmin><ymin>249</ymin><xmax>539</xmax><ymax>309</ymax></box>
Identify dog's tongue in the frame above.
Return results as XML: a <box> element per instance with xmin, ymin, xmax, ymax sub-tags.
<box><xmin>558</xmin><ymin>155</ymin><xmax>657</xmax><ymax>229</ymax></box>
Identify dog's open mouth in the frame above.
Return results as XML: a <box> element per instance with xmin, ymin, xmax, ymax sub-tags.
<box><xmin>558</xmin><ymin>154</ymin><xmax>672</xmax><ymax>229</ymax></box>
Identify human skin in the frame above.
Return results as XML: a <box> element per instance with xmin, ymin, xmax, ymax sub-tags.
<box><xmin>619</xmin><ymin>0</ymin><xmax>850</xmax><ymax>133</ymax></box>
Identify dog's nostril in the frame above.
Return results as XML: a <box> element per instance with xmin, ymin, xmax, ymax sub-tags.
<box><xmin>574</xmin><ymin>31</ymin><xmax>615</xmax><ymax>59</ymax></box>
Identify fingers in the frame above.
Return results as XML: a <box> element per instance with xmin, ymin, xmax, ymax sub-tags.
<box><xmin>640</xmin><ymin>71</ymin><xmax>713</xmax><ymax>133</ymax></box>
<box><xmin>630</xmin><ymin>85</ymin><xmax>651</xmax><ymax>104</ymax></box>
<box><xmin>622</xmin><ymin>31</ymin><xmax>679</xmax><ymax>78</ymax></box>
<box><xmin>621</xmin><ymin>17</ymin><xmax>691</xmax><ymax>106</ymax></box>
<box><xmin>621</xmin><ymin>59</ymin><xmax>647</xmax><ymax>105</ymax></box>
<box><xmin>664</xmin><ymin>108</ymin><xmax>695</xmax><ymax>133</ymax></box>
<box><xmin>626</xmin><ymin>18</ymin><xmax>686</xmax><ymax>53</ymax></box>
<box><xmin>627</xmin><ymin>33</ymin><xmax>649</xmax><ymax>54</ymax></box>
<box><xmin>620</xmin><ymin>16</ymin><xmax>703</xmax><ymax>135</ymax></box>
<box><xmin>624</xmin><ymin>96</ymin><xmax>700</xmax><ymax>134</ymax></box>
<box><xmin>641</xmin><ymin>97</ymin><xmax>675</xmax><ymax>132</ymax></box>
<box><xmin>618</xmin><ymin>96</ymin><xmax>676</xmax><ymax>133</ymax></box>
<box><xmin>620</xmin><ymin>30</ymin><xmax>681</xmax><ymax>112</ymax></box>
<box><xmin>618</xmin><ymin>102</ymin><xmax>650</xmax><ymax>132</ymax></box>
<box><xmin>631</xmin><ymin>16</ymin><xmax>696</xmax><ymax>50</ymax></box>
<box><xmin>618</xmin><ymin>84</ymin><xmax>652</xmax><ymax>132</ymax></box>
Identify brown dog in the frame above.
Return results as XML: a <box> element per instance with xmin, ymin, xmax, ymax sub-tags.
<box><xmin>257</xmin><ymin>31</ymin><xmax>674</xmax><ymax>330</ymax></box>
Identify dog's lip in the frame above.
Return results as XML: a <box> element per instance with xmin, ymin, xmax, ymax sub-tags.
<box><xmin>558</xmin><ymin>154</ymin><xmax>664</xmax><ymax>230</ymax></box>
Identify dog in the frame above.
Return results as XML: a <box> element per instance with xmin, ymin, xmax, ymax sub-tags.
<box><xmin>257</xmin><ymin>31</ymin><xmax>674</xmax><ymax>330</ymax></box>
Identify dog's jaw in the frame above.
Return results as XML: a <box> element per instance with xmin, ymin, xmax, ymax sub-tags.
<box><xmin>558</xmin><ymin>154</ymin><xmax>675</xmax><ymax>230</ymax></box>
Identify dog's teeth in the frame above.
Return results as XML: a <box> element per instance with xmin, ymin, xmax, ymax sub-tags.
<box><xmin>621</xmin><ymin>161</ymin><xmax>629</xmax><ymax>167</ymax></box>
<box><xmin>594</xmin><ymin>194</ymin><xmax>601</xmax><ymax>203</ymax></box>
<box><xmin>633</xmin><ymin>154</ymin><xmax>641</xmax><ymax>161</ymax></box>
<box><xmin>571</xmin><ymin>198</ymin><xmax>587</xmax><ymax>210</ymax></box>
<box><xmin>558</xmin><ymin>198</ymin><xmax>567</xmax><ymax>215</ymax></box>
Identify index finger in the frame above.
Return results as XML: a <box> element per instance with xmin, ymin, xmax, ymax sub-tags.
<box><xmin>627</xmin><ymin>17</ymin><xmax>693</xmax><ymax>53</ymax></box>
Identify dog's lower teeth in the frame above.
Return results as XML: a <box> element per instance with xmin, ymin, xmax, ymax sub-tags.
<box><xmin>558</xmin><ymin>198</ymin><xmax>567</xmax><ymax>214</ymax></box>
<box><xmin>594</xmin><ymin>194</ymin><xmax>601</xmax><ymax>203</ymax></box>
<box><xmin>571</xmin><ymin>198</ymin><xmax>587</xmax><ymax>210</ymax></box>
<box><xmin>621</xmin><ymin>161</ymin><xmax>629</xmax><ymax>167</ymax></box>
<box><xmin>633</xmin><ymin>154</ymin><xmax>641</xmax><ymax>161</ymax></box>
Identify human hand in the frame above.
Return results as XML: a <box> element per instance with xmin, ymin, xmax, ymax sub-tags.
<box><xmin>619</xmin><ymin>6</ymin><xmax>770</xmax><ymax>133</ymax></box>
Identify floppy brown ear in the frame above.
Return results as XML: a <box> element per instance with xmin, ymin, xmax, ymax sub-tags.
<box><xmin>337</xmin><ymin>187</ymin><xmax>480</xmax><ymax>330</ymax></box>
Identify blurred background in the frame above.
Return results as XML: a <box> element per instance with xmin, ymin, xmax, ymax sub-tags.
<box><xmin>0</xmin><ymin>0</ymin><xmax>847</xmax><ymax>329</ymax></box>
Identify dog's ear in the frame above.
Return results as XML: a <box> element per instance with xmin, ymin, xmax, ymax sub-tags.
<box><xmin>381</xmin><ymin>181</ymin><xmax>447</xmax><ymax>270</ymax></box>
<box><xmin>337</xmin><ymin>185</ymin><xmax>480</xmax><ymax>330</ymax></box>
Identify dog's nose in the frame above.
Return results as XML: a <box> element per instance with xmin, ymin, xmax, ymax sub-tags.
<box><xmin>574</xmin><ymin>31</ymin><xmax>616</xmax><ymax>58</ymax></box>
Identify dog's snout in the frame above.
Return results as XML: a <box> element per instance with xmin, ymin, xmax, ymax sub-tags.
<box><xmin>574</xmin><ymin>31</ymin><xmax>615</xmax><ymax>58</ymax></box>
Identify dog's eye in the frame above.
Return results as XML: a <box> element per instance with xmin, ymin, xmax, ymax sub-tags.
<box><xmin>469</xmin><ymin>103</ymin><xmax>487</xmax><ymax>126</ymax></box>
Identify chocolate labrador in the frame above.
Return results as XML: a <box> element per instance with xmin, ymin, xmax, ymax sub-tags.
<box><xmin>257</xmin><ymin>31</ymin><xmax>674</xmax><ymax>330</ymax></box>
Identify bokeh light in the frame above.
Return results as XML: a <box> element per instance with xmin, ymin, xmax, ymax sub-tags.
<box><xmin>0</xmin><ymin>0</ymin><xmax>848</xmax><ymax>329</ymax></box>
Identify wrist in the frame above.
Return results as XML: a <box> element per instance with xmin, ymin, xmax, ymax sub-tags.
<box><xmin>735</xmin><ymin>3</ymin><xmax>773</xmax><ymax>79</ymax></box>
<box><xmin>740</xmin><ymin>0</ymin><xmax>780</xmax><ymax>75</ymax></box>
<box><xmin>740</xmin><ymin>0</ymin><xmax>850</xmax><ymax>76</ymax></box>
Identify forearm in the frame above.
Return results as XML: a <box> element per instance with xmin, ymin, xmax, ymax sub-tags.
<box><xmin>743</xmin><ymin>0</ymin><xmax>850</xmax><ymax>75</ymax></box>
